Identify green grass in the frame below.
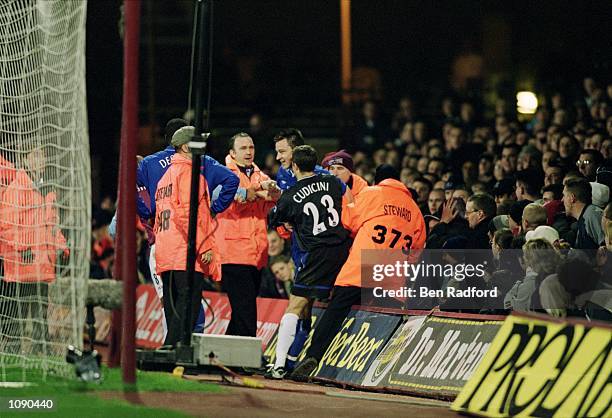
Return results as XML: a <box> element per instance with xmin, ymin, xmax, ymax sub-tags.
<box><xmin>1</xmin><ymin>364</ymin><xmax>224</xmax><ymax>417</ymax></box>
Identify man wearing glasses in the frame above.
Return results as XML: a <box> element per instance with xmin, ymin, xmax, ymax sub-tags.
<box><xmin>576</xmin><ymin>150</ymin><xmax>604</xmax><ymax>181</ymax></box>
<box><xmin>465</xmin><ymin>193</ymin><xmax>497</xmax><ymax>249</ymax></box>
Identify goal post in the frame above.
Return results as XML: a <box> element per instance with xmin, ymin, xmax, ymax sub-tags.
<box><xmin>117</xmin><ymin>0</ymin><xmax>141</xmax><ymax>385</ymax></box>
<box><xmin>0</xmin><ymin>0</ymin><xmax>90</xmax><ymax>380</ymax></box>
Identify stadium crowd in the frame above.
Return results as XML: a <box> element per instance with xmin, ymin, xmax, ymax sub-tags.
<box><xmin>253</xmin><ymin>77</ymin><xmax>611</xmax><ymax>322</ymax></box>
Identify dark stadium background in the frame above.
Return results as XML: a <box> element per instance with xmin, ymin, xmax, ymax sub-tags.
<box><xmin>86</xmin><ymin>0</ymin><xmax>611</xmax><ymax>202</ymax></box>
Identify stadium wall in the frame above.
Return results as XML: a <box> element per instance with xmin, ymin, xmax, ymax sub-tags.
<box><xmin>91</xmin><ymin>284</ymin><xmax>611</xmax><ymax>409</ymax></box>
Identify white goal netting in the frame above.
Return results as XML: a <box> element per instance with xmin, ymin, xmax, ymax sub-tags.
<box><xmin>0</xmin><ymin>0</ymin><xmax>90</xmax><ymax>380</ymax></box>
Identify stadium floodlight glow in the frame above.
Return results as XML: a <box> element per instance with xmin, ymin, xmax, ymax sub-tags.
<box><xmin>516</xmin><ymin>91</ymin><xmax>538</xmax><ymax>114</ymax></box>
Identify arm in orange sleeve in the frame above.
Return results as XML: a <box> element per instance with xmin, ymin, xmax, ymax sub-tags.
<box><xmin>233</xmin><ymin>190</ymin><xmax>277</xmax><ymax>217</ymax></box>
<box><xmin>410</xmin><ymin>206</ymin><xmax>427</xmax><ymax>250</ymax></box>
<box><xmin>341</xmin><ymin>190</ymin><xmax>375</xmax><ymax>234</ymax></box>
<box><xmin>255</xmin><ymin>189</ymin><xmax>281</xmax><ymax>201</ymax></box>
<box><xmin>235</xmin><ymin>191</ymin><xmax>276</xmax><ymax>219</ymax></box>
<box><xmin>343</xmin><ymin>187</ymin><xmax>354</xmax><ymax>205</ymax></box>
<box><xmin>45</xmin><ymin>195</ymin><xmax>59</xmax><ymax>224</ymax></box>
<box><xmin>254</xmin><ymin>190</ymin><xmax>268</xmax><ymax>200</ymax></box>
<box><xmin>341</xmin><ymin>203</ymin><xmax>360</xmax><ymax>236</ymax></box>
<box><xmin>405</xmin><ymin>213</ymin><xmax>427</xmax><ymax>263</ymax></box>
<box><xmin>260</xmin><ymin>197</ymin><xmax>277</xmax><ymax>213</ymax></box>
<box><xmin>341</xmin><ymin>193</ymin><xmax>351</xmax><ymax>207</ymax></box>
<box><xmin>254</xmin><ymin>175</ymin><xmax>281</xmax><ymax>202</ymax></box>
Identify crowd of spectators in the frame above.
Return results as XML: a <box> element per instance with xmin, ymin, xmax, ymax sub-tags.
<box><xmin>255</xmin><ymin>76</ymin><xmax>611</xmax><ymax>320</ymax></box>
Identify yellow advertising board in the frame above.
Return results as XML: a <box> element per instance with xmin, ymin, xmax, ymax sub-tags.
<box><xmin>452</xmin><ymin>313</ymin><xmax>612</xmax><ymax>418</ymax></box>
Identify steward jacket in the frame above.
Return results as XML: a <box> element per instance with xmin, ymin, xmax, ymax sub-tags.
<box><xmin>0</xmin><ymin>154</ymin><xmax>16</xmax><ymax>188</ymax></box>
<box><xmin>348</xmin><ymin>173</ymin><xmax>368</xmax><ymax>196</ymax></box>
<box><xmin>214</xmin><ymin>155</ymin><xmax>276</xmax><ymax>270</ymax></box>
<box><xmin>0</xmin><ymin>169</ymin><xmax>67</xmax><ymax>283</ymax></box>
<box><xmin>334</xmin><ymin>178</ymin><xmax>426</xmax><ymax>287</ymax></box>
<box><xmin>154</xmin><ymin>154</ymin><xmax>220</xmax><ymax>280</ymax></box>
<box><xmin>342</xmin><ymin>173</ymin><xmax>368</xmax><ymax>206</ymax></box>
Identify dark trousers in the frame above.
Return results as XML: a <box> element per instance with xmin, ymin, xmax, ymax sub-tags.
<box><xmin>221</xmin><ymin>264</ymin><xmax>261</xmax><ymax>337</ymax></box>
<box><xmin>161</xmin><ymin>270</ymin><xmax>203</xmax><ymax>347</ymax></box>
<box><xmin>307</xmin><ymin>286</ymin><xmax>361</xmax><ymax>361</ymax></box>
<box><xmin>0</xmin><ymin>279</ymin><xmax>49</xmax><ymax>354</ymax></box>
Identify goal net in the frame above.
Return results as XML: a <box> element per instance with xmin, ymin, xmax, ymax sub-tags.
<box><xmin>0</xmin><ymin>0</ymin><xmax>90</xmax><ymax>380</ymax></box>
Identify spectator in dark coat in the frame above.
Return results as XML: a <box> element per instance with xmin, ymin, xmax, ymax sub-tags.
<box><xmin>465</xmin><ymin>193</ymin><xmax>497</xmax><ymax>249</ymax></box>
<box><xmin>563</xmin><ymin>178</ymin><xmax>605</xmax><ymax>249</ymax></box>
<box><xmin>352</xmin><ymin>100</ymin><xmax>389</xmax><ymax>153</ymax></box>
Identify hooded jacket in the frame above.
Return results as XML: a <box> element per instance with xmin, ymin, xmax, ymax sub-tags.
<box><xmin>0</xmin><ymin>169</ymin><xmax>67</xmax><ymax>283</ymax></box>
<box><xmin>349</xmin><ymin>173</ymin><xmax>368</xmax><ymax>196</ymax></box>
<box><xmin>154</xmin><ymin>154</ymin><xmax>220</xmax><ymax>279</ymax></box>
<box><xmin>214</xmin><ymin>155</ymin><xmax>276</xmax><ymax>269</ymax></box>
<box><xmin>334</xmin><ymin>178</ymin><xmax>426</xmax><ymax>287</ymax></box>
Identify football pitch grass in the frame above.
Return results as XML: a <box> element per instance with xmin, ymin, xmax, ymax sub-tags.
<box><xmin>1</xmin><ymin>361</ymin><xmax>223</xmax><ymax>417</ymax></box>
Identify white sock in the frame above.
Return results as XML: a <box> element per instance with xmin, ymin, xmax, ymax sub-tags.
<box><xmin>274</xmin><ymin>313</ymin><xmax>299</xmax><ymax>369</ymax></box>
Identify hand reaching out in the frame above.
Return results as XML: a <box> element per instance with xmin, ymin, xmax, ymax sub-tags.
<box><xmin>261</xmin><ymin>180</ymin><xmax>281</xmax><ymax>200</ymax></box>
<box><xmin>440</xmin><ymin>199</ymin><xmax>458</xmax><ymax>224</ymax></box>
<box><xmin>260</xmin><ymin>180</ymin><xmax>278</xmax><ymax>191</ymax></box>
<box><xmin>268</xmin><ymin>186</ymin><xmax>281</xmax><ymax>200</ymax></box>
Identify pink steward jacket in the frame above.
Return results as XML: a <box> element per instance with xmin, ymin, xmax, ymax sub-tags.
<box><xmin>0</xmin><ymin>169</ymin><xmax>68</xmax><ymax>283</ymax></box>
<box><xmin>154</xmin><ymin>154</ymin><xmax>220</xmax><ymax>280</ymax></box>
<box><xmin>214</xmin><ymin>155</ymin><xmax>276</xmax><ymax>270</ymax></box>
